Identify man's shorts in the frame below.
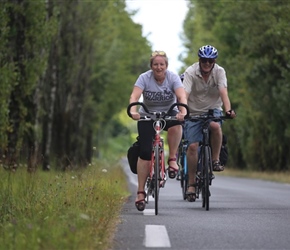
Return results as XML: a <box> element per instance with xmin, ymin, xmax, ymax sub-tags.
<box><xmin>184</xmin><ymin>109</ymin><xmax>223</xmax><ymax>145</ymax></box>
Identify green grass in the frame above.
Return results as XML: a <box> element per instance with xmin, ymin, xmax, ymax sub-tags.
<box><xmin>0</xmin><ymin>159</ymin><xmax>129</xmax><ymax>250</ymax></box>
<box><xmin>217</xmin><ymin>167</ymin><xmax>290</xmax><ymax>184</ymax></box>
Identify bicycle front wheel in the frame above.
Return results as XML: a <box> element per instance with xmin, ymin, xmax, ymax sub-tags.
<box><xmin>154</xmin><ymin>145</ymin><xmax>160</xmax><ymax>215</ymax></box>
<box><xmin>201</xmin><ymin>146</ymin><xmax>210</xmax><ymax>210</ymax></box>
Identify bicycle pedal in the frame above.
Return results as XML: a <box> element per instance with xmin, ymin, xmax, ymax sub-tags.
<box><xmin>160</xmin><ymin>177</ymin><xmax>167</xmax><ymax>187</ymax></box>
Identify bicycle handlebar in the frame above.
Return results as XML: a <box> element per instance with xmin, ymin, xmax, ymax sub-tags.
<box><xmin>127</xmin><ymin>102</ymin><xmax>189</xmax><ymax>120</ymax></box>
<box><xmin>187</xmin><ymin>113</ymin><xmax>233</xmax><ymax>123</ymax></box>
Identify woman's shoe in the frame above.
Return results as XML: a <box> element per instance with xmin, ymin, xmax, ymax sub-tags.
<box><xmin>135</xmin><ymin>191</ymin><xmax>146</xmax><ymax>211</ymax></box>
<box><xmin>185</xmin><ymin>184</ymin><xmax>196</xmax><ymax>202</ymax></box>
<box><xmin>167</xmin><ymin>158</ymin><xmax>178</xmax><ymax>179</ymax></box>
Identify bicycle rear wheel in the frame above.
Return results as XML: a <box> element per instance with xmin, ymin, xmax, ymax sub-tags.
<box><xmin>201</xmin><ymin>146</ymin><xmax>210</xmax><ymax>210</ymax></box>
<box><xmin>154</xmin><ymin>145</ymin><xmax>160</xmax><ymax>215</ymax></box>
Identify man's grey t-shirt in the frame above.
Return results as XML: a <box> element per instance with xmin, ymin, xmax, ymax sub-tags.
<box><xmin>135</xmin><ymin>70</ymin><xmax>183</xmax><ymax>115</ymax></box>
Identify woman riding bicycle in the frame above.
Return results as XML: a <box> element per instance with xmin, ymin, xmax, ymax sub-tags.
<box><xmin>129</xmin><ymin>51</ymin><xmax>187</xmax><ymax>211</ymax></box>
<box><xmin>182</xmin><ymin>45</ymin><xmax>236</xmax><ymax>202</ymax></box>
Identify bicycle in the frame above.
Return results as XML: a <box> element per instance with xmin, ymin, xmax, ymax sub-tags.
<box><xmin>127</xmin><ymin>102</ymin><xmax>189</xmax><ymax>215</ymax></box>
<box><xmin>187</xmin><ymin>110</ymin><xmax>232</xmax><ymax>211</ymax></box>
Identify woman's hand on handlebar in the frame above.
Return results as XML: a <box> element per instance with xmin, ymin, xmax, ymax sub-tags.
<box><xmin>130</xmin><ymin>111</ymin><xmax>140</xmax><ymax>120</ymax></box>
<box><xmin>176</xmin><ymin>104</ymin><xmax>188</xmax><ymax>121</ymax></box>
<box><xmin>176</xmin><ymin>112</ymin><xmax>186</xmax><ymax>121</ymax></box>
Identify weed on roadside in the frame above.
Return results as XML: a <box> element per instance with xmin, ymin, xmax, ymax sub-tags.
<box><xmin>0</xmin><ymin>161</ymin><xmax>129</xmax><ymax>250</ymax></box>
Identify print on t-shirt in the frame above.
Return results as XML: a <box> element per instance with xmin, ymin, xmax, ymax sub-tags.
<box><xmin>143</xmin><ymin>88</ymin><xmax>174</xmax><ymax>102</ymax></box>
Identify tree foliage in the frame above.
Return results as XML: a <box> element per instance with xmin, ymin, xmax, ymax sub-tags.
<box><xmin>182</xmin><ymin>0</ymin><xmax>290</xmax><ymax>171</ymax></box>
<box><xmin>0</xmin><ymin>0</ymin><xmax>151</xmax><ymax>170</ymax></box>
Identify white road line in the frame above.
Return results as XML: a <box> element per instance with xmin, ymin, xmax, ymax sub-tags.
<box><xmin>144</xmin><ymin>225</ymin><xmax>171</xmax><ymax>248</ymax></box>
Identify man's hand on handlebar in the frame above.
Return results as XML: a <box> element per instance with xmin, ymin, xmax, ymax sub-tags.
<box><xmin>226</xmin><ymin>109</ymin><xmax>236</xmax><ymax>118</ymax></box>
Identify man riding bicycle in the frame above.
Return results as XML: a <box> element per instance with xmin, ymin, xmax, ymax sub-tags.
<box><xmin>182</xmin><ymin>45</ymin><xmax>236</xmax><ymax>202</ymax></box>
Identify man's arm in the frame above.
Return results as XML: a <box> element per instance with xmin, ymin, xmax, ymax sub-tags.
<box><xmin>219</xmin><ymin>87</ymin><xmax>236</xmax><ymax>118</ymax></box>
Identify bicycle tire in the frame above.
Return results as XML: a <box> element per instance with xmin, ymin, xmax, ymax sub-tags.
<box><xmin>203</xmin><ymin>146</ymin><xmax>210</xmax><ymax>210</ymax></box>
<box><xmin>182</xmin><ymin>153</ymin><xmax>188</xmax><ymax>200</ymax></box>
<box><xmin>179</xmin><ymin>168</ymin><xmax>184</xmax><ymax>189</ymax></box>
<box><xmin>180</xmin><ymin>169</ymin><xmax>186</xmax><ymax>200</ymax></box>
<box><xmin>177</xmin><ymin>148</ymin><xmax>183</xmax><ymax>189</ymax></box>
<box><xmin>196</xmin><ymin>147</ymin><xmax>202</xmax><ymax>199</ymax></box>
<box><xmin>201</xmin><ymin>147</ymin><xmax>206</xmax><ymax>208</ymax></box>
<box><xmin>154</xmin><ymin>145</ymin><xmax>160</xmax><ymax>215</ymax></box>
<box><xmin>200</xmin><ymin>146</ymin><xmax>208</xmax><ymax>209</ymax></box>
<box><xmin>160</xmin><ymin>140</ymin><xmax>166</xmax><ymax>189</ymax></box>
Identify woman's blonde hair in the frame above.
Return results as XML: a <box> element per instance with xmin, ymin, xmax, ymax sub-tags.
<box><xmin>150</xmin><ymin>51</ymin><xmax>168</xmax><ymax>67</ymax></box>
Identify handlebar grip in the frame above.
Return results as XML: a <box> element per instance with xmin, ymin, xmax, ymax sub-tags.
<box><xmin>167</xmin><ymin>103</ymin><xmax>190</xmax><ymax>119</ymax></box>
<box><xmin>220</xmin><ymin>116</ymin><xmax>233</xmax><ymax>120</ymax></box>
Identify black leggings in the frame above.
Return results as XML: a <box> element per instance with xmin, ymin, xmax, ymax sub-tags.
<box><xmin>137</xmin><ymin>120</ymin><xmax>182</xmax><ymax>160</ymax></box>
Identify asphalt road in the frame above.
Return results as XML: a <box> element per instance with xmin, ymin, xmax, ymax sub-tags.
<box><xmin>112</xmin><ymin>158</ymin><xmax>290</xmax><ymax>250</ymax></box>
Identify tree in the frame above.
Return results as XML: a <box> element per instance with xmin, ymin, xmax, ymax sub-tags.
<box><xmin>0</xmin><ymin>0</ymin><xmax>152</xmax><ymax>171</ymax></box>
<box><xmin>181</xmin><ymin>0</ymin><xmax>290</xmax><ymax>171</ymax></box>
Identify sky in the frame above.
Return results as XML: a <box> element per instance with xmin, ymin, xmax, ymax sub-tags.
<box><xmin>126</xmin><ymin>0</ymin><xmax>188</xmax><ymax>73</ymax></box>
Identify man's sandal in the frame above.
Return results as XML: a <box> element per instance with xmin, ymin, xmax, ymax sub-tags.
<box><xmin>212</xmin><ymin>160</ymin><xmax>224</xmax><ymax>172</ymax></box>
<box><xmin>185</xmin><ymin>184</ymin><xmax>196</xmax><ymax>202</ymax></box>
<box><xmin>135</xmin><ymin>191</ymin><xmax>146</xmax><ymax>211</ymax></box>
<box><xmin>167</xmin><ymin>157</ymin><xmax>178</xmax><ymax>179</ymax></box>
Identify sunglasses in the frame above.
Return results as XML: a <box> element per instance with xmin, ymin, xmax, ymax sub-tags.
<box><xmin>200</xmin><ymin>58</ymin><xmax>215</xmax><ymax>64</ymax></box>
<box><xmin>151</xmin><ymin>51</ymin><xmax>167</xmax><ymax>57</ymax></box>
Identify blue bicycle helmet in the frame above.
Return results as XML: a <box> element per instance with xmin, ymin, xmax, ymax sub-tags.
<box><xmin>198</xmin><ymin>45</ymin><xmax>218</xmax><ymax>59</ymax></box>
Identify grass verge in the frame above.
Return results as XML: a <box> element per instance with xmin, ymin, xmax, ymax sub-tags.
<box><xmin>217</xmin><ymin>167</ymin><xmax>290</xmax><ymax>184</ymax></box>
<box><xmin>0</xmin><ymin>159</ymin><xmax>130</xmax><ymax>250</ymax></box>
